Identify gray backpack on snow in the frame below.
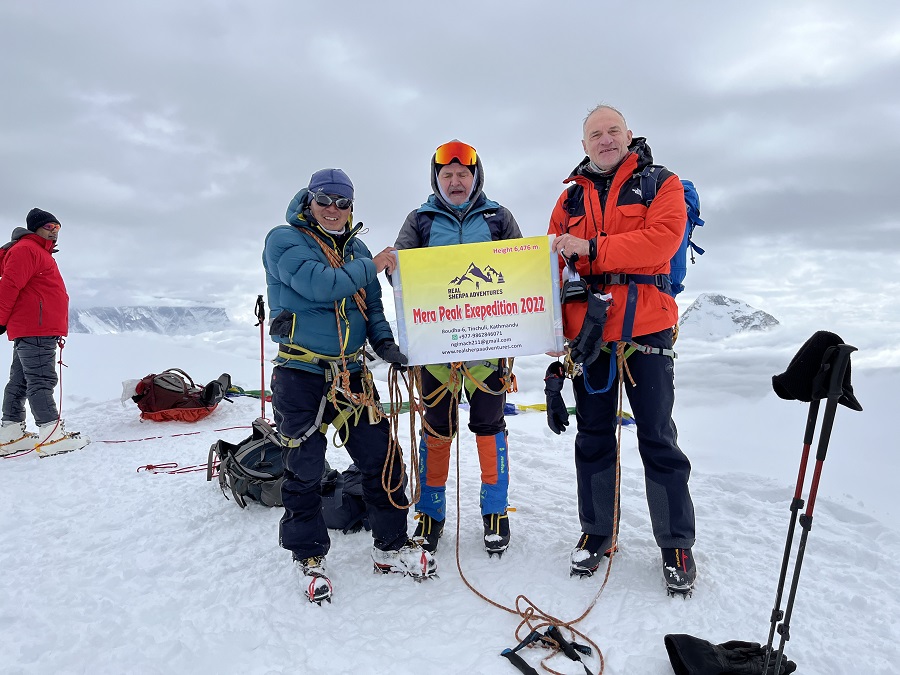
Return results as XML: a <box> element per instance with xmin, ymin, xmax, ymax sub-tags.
<box><xmin>207</xmin><ymin>418</ymin><xmax>285</xmax><ymax>508</ymax></box>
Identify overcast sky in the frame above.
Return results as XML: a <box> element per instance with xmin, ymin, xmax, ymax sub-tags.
<box><xmin>2</xmin><ymin>1</ymin><xmax>898</xmax><ymax>361</ymax></box>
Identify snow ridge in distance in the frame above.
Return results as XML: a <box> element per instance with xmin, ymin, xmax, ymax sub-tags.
<box><xmin>679</xmin><ymin>293</ymin><xmax>779</xmax><ymax>339</ymax></box>
<box><xmin>69</xmin><ymin>306</ymin><xmax>232</xmax><ymax>335</ymax></box>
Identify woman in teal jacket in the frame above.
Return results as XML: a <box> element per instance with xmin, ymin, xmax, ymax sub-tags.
<box><xmin>263</xmin><ymin>168</ymin><xmax>435</xmax><ymax>604</ymax></box>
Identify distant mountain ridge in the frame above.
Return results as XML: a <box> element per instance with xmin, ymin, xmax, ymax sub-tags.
<box><xmin>679</xmin><ymin>293</ymin><xmax>779</xmax><ymax>339</ymax></box>
<box><xmin>69</xmin><ymin>306</ymin><xmax>232</xmax><ymax>335</ymax></box>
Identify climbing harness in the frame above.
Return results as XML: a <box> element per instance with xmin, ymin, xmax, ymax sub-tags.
<box><xmin>570</xmin><ymin>279</ymin><xmax>677</xmax><ymax>395</ymax></box>
<box><xmin>278</xmin><ymin>227</ymin><xmax>385</xmax><ymax>451</ymax></box>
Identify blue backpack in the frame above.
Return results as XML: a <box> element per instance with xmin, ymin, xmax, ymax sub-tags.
<box><xmin>637</xmin><ymin>166</ymin><xmax>705</xmax><ymax>296</ymax></box>
<box><xmin>563</xmin><ymin>166</ymin><xmax>705</xmax><ymax>297</ymax></box>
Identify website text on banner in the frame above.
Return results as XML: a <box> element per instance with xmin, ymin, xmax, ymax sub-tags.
<box><xmin>392</xmin><ymin>236</ymin><xmax>563</xmax><ymax>366</ymax></box>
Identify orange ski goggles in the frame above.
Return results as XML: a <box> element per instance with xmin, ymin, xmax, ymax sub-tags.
<box><xmin>434</xmin><ymin>141</ymin><xmax>477</xmax><ymax>167</ymax></box>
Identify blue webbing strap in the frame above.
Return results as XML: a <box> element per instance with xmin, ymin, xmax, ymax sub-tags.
<box><xmin>583</xmin><ymin>349</ymin><xmax>617</xmax><ymax>395</ymax></box>
<box><xmin>583</xmin><ymin>280</ymin><xmax>639</xmax><ymax>395</ymax></box>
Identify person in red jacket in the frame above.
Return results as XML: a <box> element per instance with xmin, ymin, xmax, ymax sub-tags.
<box><xmin>0</xmin><ymin>208</ymin><xmax>89</xmax><ymax>456</ymax></box>
<box><xmin>545</xmin><ymin>105</ymin><xmax>696</xmax><ymax>595</ymax></box>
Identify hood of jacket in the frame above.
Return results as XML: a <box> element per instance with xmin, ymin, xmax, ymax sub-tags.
<box><xmin>284</xmin><ymin>187</ymin><xmax>361</xmax><ymax>242</ymax></box>
<box><xmin>2</xmin><ymin>228</ymin><xmax>55</xmax><ymax>253</ymax></box>
<box><xmin>430</xmin><ymin>153</ymin><xmax>485</xmax><ymax>218</ymax></box>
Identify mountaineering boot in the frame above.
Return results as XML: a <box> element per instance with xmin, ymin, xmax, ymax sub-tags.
<box><xmin>483</xmin><ymin>512</ymin><xmax>511</xmax><ymax>557</ymax></box>
<box><xmin>296</xmin><ymin>556</ymin><xmax>332</xmax><ymax>605</ymax></box>
<box><xmin>372</xmin><ymin>539</ymin><xmax>437</xmax><ymax>580</ymax></box>
<box><xmin>570</xmin><ymin>533</ymin><xmax>614</xmax><ymax>577</ymax></box>
<box><xmin>662</xmin><ymin>547</ymin><xmax>697</xmax><ymax>597</ymax></box>
<box><xmin>34</xmin><ymin>420</ymin><xmax>90</xmax><ymax>457</ymax></box>
<box><xmin>0</xmin><ymin>421</ymin><xmax>39</xmax><ymax>456</ymax></box>
<box><xmin>412</xmin><ymin>513</ymin><xmax>445</xmax><ymax>553</ymax></box>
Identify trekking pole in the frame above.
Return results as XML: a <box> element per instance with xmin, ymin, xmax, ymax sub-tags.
<box><xmin>762</xmin><ymin>398</ymin><xmax>819</xmax><ymax>658</ymax></box>
<box><xmin>764</xmin><ymin>343</ymin><xmax>858</xmax><ymax>673</ymax></box>
<box><xmin>254</xmin><ymin>295</ymin><xmax>266</xmax><ymax>419</ymax></box>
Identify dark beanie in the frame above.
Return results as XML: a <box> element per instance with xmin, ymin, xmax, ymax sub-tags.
<box><xmin>772</xmin><ymin>330</ymin><xmax>862</xmax><ymax>411</ymax></box>
<box><xmin>26</xmin><ymin>208</ymin><xmax>60</xmax><ymax>233</ymax></box>
<box><xmin>307</xmin><ymin>168</ymin><xmax>354</xmax><ymax>200</ymax></box>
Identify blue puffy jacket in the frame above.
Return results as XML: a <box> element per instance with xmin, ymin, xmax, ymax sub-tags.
<box><xmin>263</xmin><ymin>189</ymin><xmax>394</xmax><ymax>373</ymax></box>
<box><xmin>394</xmin><ymin>193</ymin><xmax>521</xmax><ymax>249</ymax></box>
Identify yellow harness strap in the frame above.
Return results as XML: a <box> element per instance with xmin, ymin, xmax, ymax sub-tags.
<box><xmin>277</xmin><ymin>343</ymin><xmax>363</xmax><ymax>365</ymax></box>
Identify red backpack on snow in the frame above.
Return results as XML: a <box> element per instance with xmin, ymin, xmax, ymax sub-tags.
<box><xmin>132</xmin><ymin>369</ymin><xmax>231</xmax><ymax>422</ymax></box>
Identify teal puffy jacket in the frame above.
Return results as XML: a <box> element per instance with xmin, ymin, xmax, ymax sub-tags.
<box><xmin>263</xmin><ymin>189</ymin><xmax>394</xmax><ymax>373</ymax></box>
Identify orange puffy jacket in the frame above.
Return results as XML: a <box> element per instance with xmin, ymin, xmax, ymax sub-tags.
<box><xmin>548</xmin><ymin>139</ymin><xmax>686</xmax><ymax>342</ymax></box>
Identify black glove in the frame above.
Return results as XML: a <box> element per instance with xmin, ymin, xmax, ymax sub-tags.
<box><xmin>0</xmin><ymin>325</ymin><xmax>5</xmax><ymax>336</ymax></box>
<box><xmin>567</xmin><ymin>292</ymin><xmax>610</xmax><ymax>367</ymax></box>
<box><xmin>544</xmin><ymin>361</ymin><xmax>569</xmax><ymax>434</ymax></box>
<box><xmin>201</xmin><ymin>373</ymin><xmax>232</xmax><ymax>406</ymax></box>
<box><xmin>373</xmin><ymin>340</ymin><xmax>408</xmax><ymax>371</ymax></box>
<box><xmin>664</xmin><ymin>634</ymin><xmax>797</xmax><ymax>675</ymax></box>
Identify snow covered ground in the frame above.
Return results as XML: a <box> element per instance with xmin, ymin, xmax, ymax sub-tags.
<box><xmin>1</xmin><ymin>323</ymin><xmax>897</xmax><ymax>674</ymax></box>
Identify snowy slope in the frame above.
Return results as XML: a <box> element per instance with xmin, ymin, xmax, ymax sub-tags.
<box><xmin>0</xmin><ymin>326</ymin><xmax>897</xmax><ymax>675</ymax></box>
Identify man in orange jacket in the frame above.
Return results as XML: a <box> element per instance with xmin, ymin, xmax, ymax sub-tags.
<box><xmin>545</xmin><ymin>105</ymin><xmax>696</xmax><ymax>595</ymax></box>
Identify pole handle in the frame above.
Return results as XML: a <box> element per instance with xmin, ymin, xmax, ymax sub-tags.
<box><xmin>821</xmin><ymin>344</ymin><xmax>856</xmax><ymax>400</ymax></box>
<box><xmin>254</xmin><ymin>294</ymin><xmax>266</xmax><ymax>326</ymax></box>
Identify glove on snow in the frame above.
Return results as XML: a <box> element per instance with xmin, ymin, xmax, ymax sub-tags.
<box><xmin>0</xmin><ymin>325</ymin><xmax>5</xmax><ymax>335</ymax></box>
<box><xmin>543</xmin><ymin>361</ymin><xmax>569</xmax><ymax>434</ymax></box>
<box><xmin>373</xmin><ymin>340</ymin><xmax>408</xmax><ymax>372</ymax></box>
<box><xmin>201</xmin><ymin>373</ymin><xmax>232</xmax><ymax>407</ymax></box>
<box><xmin>664</xmin><ymin>634</ymin><xmax>797</xmax><ymax>675</ymax></box>
<box><xmin>567</xmin><ymin>292</ymin><xmax>610</xmax><ymax>367</ymax></box>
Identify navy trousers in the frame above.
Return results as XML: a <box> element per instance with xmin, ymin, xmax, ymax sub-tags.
<box><xmin>571</xmin><ymin>329</ymin><xmax>695</xmax><ymax>549</ymax></box>
<box><xmin>272</xmin><ymin>365</ymin><xmax>409</xmax><ymax>560</ymax></box>
<box><xmin>2</xmin><ymin>337</ymin><xmax>60</xmax><ymax>426</ymax></box>
<box><xmin>420</xmin><ymin>366</ymin><xmax>506</xmax><ymax>437</ymax></box>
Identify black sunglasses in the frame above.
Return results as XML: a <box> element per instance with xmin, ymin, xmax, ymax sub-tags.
<box><xmin>311</xmin><ymin>191</ymin><xmax>352</xmax><ymax>210</ymax></box>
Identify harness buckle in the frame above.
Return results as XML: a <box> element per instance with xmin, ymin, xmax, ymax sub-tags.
<box><xmin>630</xmin><ymin>341</ymin><xmax>655</xmax><ymax>355</ymax></box>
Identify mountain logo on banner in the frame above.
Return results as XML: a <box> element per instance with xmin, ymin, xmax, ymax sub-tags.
<box><xmin>448</xmin><ymin>262</ymin><xmax>505</xmax><ymax>290</ymax></box>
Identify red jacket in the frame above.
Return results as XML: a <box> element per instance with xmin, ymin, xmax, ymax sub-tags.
<box><xmin>0</xmin><ymin>230</ymin><xmax>69</xmax><ymax>339</ymax></box>
<box><xmin>548</xmin><ymin>142</ymin><xmax>686</xmax><ymax>342</ymax></box>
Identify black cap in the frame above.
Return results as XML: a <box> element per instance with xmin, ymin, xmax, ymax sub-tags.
<box><xmin>26</xmin><ymin>208</ymin><xmax>60</xmax><ymax>233</ymax></box>
<box><xmin>772</xmin><ymin>330</ymin><xmax>862</xmax><ymax>411</ymax></box>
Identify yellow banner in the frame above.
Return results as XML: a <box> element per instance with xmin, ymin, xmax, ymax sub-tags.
<box><xmin>393</xmin><ymin>236</ymin><xmax>563</xmax><ymax>365</ymax></box>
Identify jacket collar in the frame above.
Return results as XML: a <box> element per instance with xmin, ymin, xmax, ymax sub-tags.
<box><xmin>564</xmin><ymin>136</ymin><xmax>656</xmax><ymax>185</ymax></box>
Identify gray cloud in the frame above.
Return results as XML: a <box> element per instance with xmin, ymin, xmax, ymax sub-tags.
<box><xmin>2</xmin><ymin>0</ymin><xmax>898</xmax><ymax>347</ymax></box>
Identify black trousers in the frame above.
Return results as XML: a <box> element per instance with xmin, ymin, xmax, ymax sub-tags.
<box><xmin>571</xmin><ymin>329</ymin><xmax>695</xmax><ymax>549</ymax></box>
<box><xmin>272</xmin><ymin>366</ymin><xmax>408</xmax><ymax>560</ymax></box>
